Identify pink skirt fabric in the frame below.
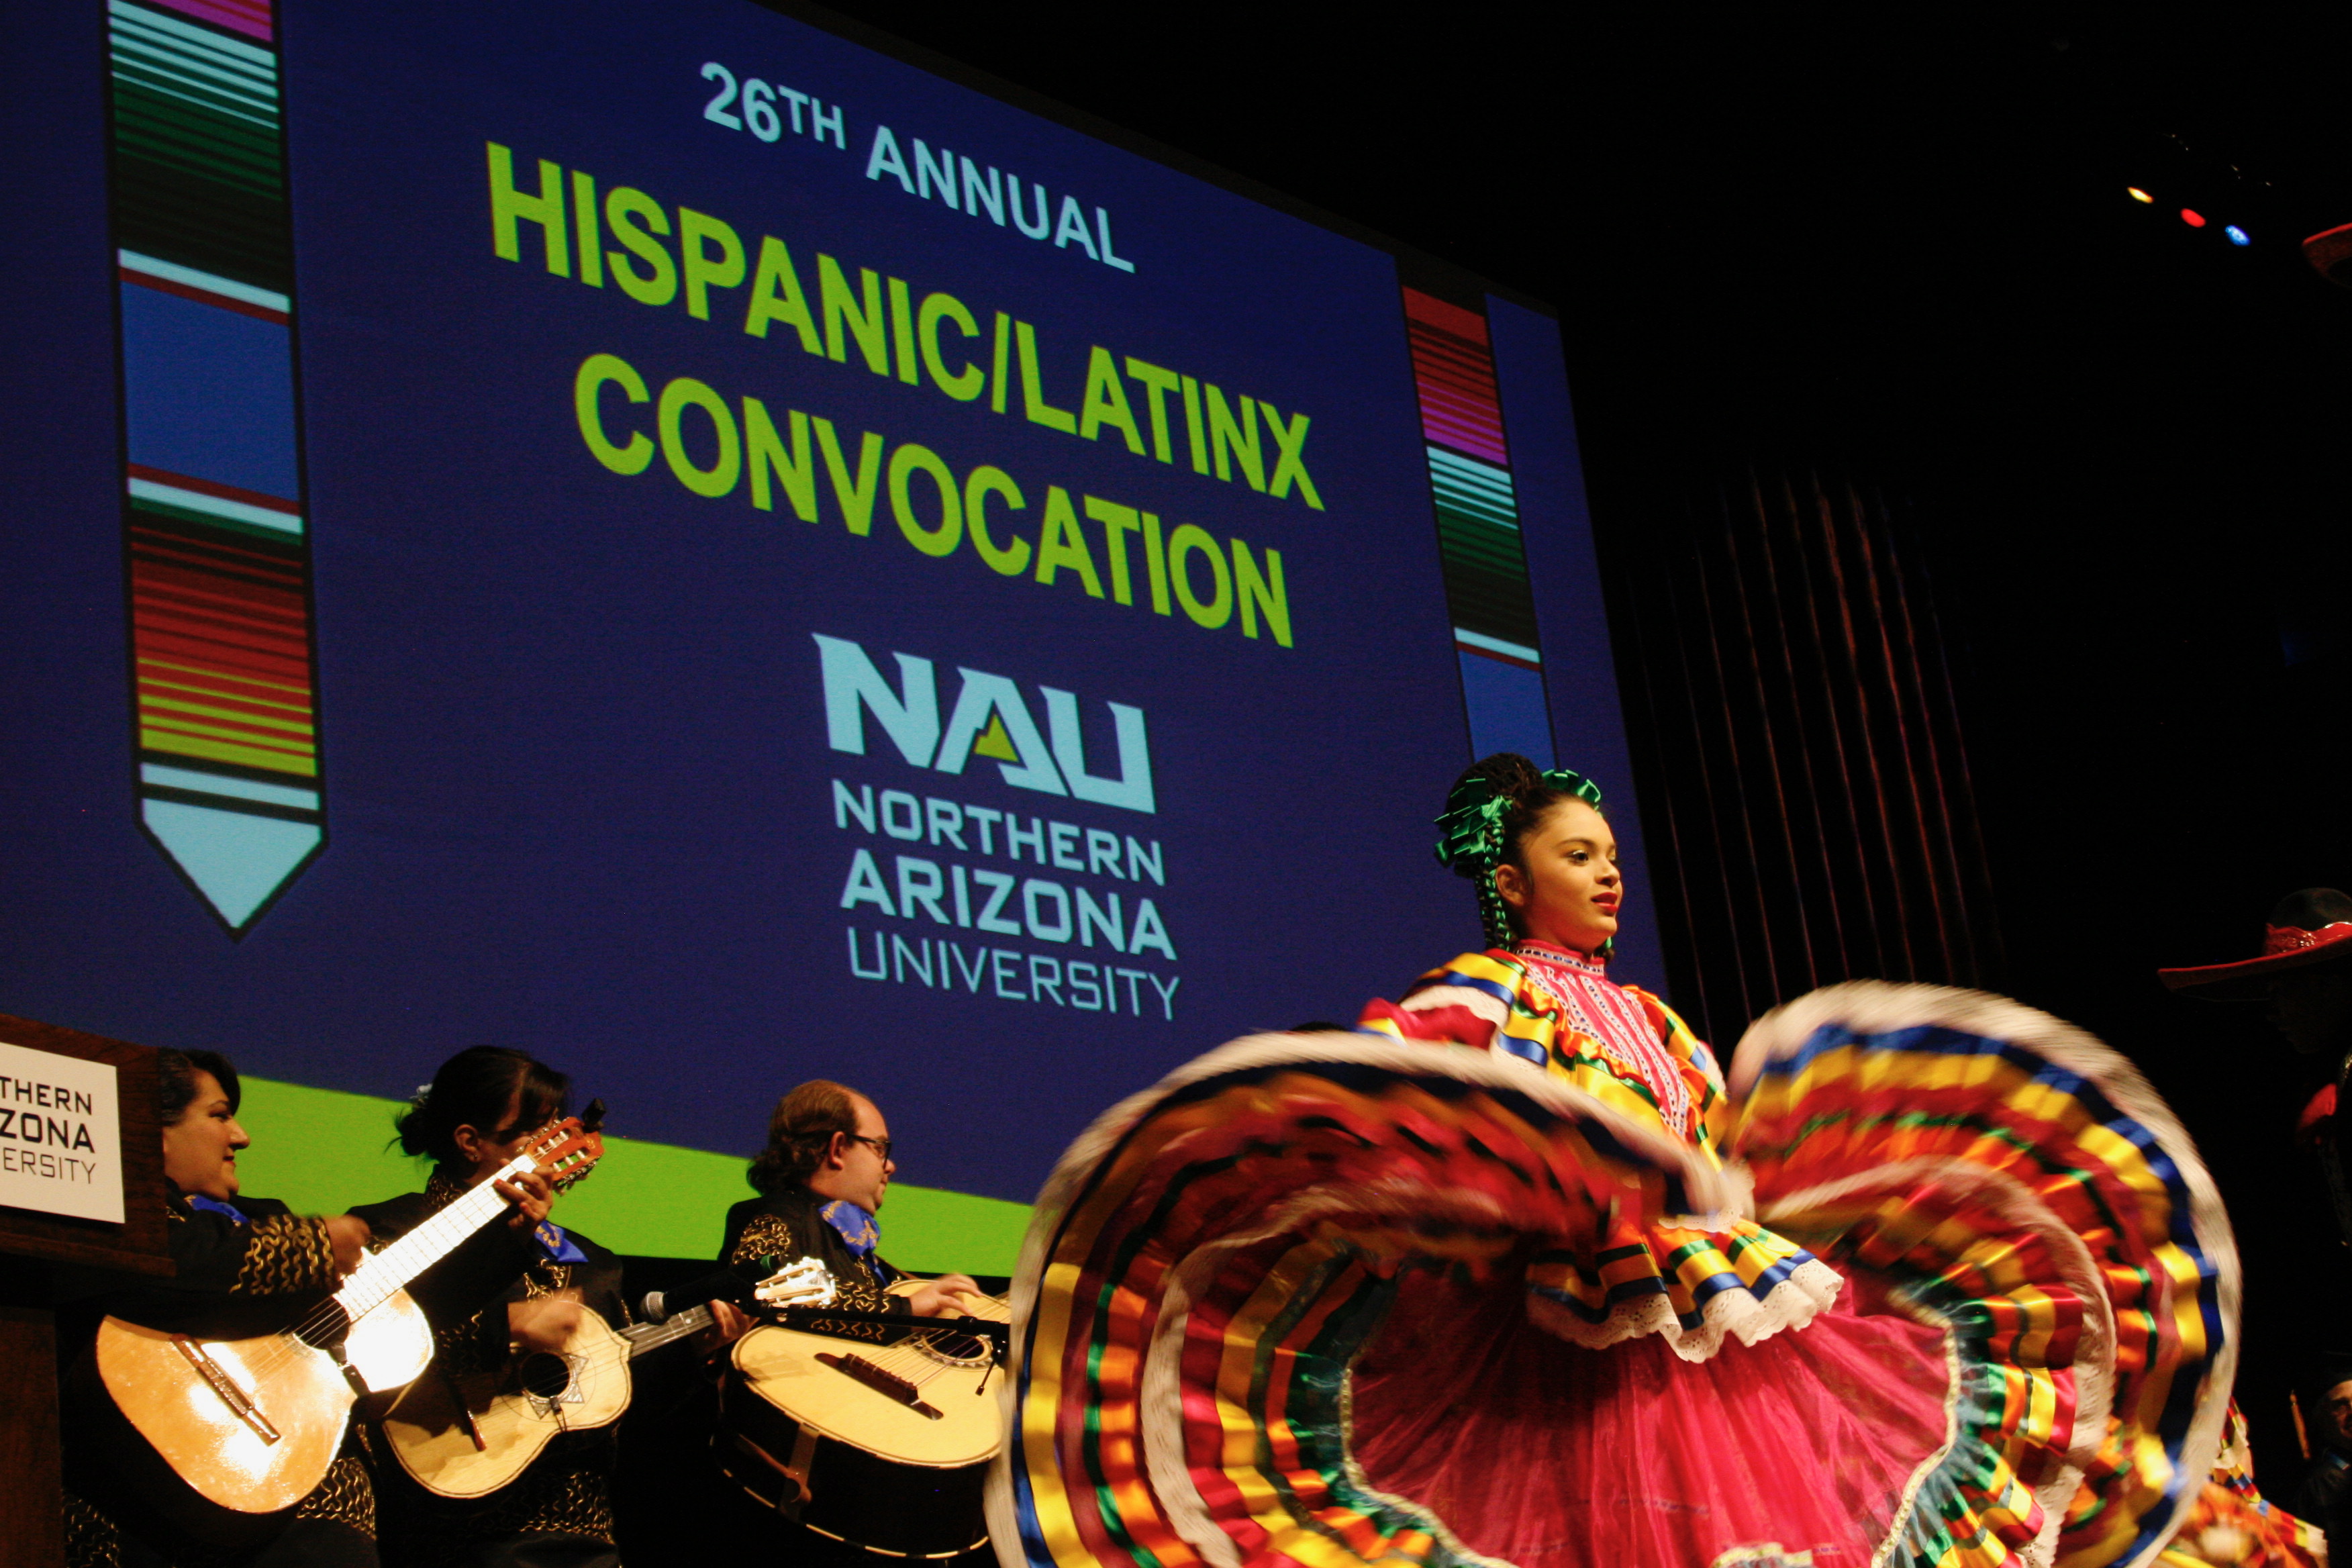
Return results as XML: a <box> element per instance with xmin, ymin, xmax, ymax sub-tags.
<box><xmin>1348</xmin><ymin>1266</ymin><xmax>1953</xmax><ymax>1568</ymax></box>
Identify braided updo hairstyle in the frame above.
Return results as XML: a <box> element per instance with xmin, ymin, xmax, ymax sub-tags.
<box><xmin>1434</xmin><ymin>752</ymin><xmax>1606</xmax><ymax>948</ymax></box>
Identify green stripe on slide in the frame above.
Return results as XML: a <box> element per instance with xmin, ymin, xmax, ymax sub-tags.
<box><xmin>230</xmin><ymin>1077</ymin><xmax>1032</xmax><ymax>1275</ymax></box>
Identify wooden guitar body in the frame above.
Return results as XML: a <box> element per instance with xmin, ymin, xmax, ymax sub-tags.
<box><xmin>716</xmin><ymin>1293</ymin><xmax>1008</xmax><ymax>1559</ymax></box>
<box><xmin>379</xmin><ymin>1255</ymin><xmax>838</xmax><ymax>1500</ymax></box>
<box><xmin>88</xmin><ymin>1287</ymin><xmax>431</xmax><ymax>1522</ymax></box>
<box><xmin>379</xmin><ymin>1306</ymin><xmax>633</xmax><ymax>1498</ymax></box>
<box><xmin>77</xmin><ymin>1116</ymin><xmax>605</xmax><ymax>1538</ymax></box>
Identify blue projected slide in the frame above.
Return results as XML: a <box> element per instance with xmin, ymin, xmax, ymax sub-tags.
<box><xmin>0</xmin><ymin>0</ymin><xmax>1651</xmax><ymax>1248</ymax></box>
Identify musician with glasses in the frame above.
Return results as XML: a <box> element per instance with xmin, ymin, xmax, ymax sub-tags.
<box><xmin>59</xmin><ymin>1048</ymin><xmax>380</xmax><ymax>1568</ymax></box>
<box><xmin>618</xmin><ymin>1082</ymin><xmax>988</xmax><ymax>1568</ymax></box>
<box><xmin>720</xmin><ymin>1079</ymin><xmax>984</xmax><ymax>1327</ymax></box>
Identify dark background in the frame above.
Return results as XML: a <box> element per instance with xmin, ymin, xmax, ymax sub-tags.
<box><xmin>785</xmin><ymin>1</ymin><xmax>2352</xmax><ymax>1485</ymax></box>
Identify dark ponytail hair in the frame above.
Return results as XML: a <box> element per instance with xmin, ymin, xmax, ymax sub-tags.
<box><xmin>157</xmin><ymin>1049</ymin><xmax>241</xmax><ymax>1126</ymax></box>
<box><xmin>396</xmin><ymin>1046</ymin><xmax>569</xmax><ymax>1171</ymax></box>
<box><xmin>1437</xmin><ymin>752</ymin><xmax>1608</xmax><ymax>946</ymax></box>
<box><xmin>747</xmin><ymin>1080</ymin><xmax>864</xmax><ymax>1195</ymax></box>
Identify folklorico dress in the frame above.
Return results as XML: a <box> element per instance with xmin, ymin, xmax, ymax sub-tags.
<box><xmin>987</xmin><ymin>946</ymin><xmax>2239</xmax><ymax>1568</ymax></box>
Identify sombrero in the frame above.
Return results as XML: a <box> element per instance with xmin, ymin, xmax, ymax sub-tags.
<box><xmin>2159</xmin><ymin>887</ymin><xmax>2352</xmax><ymax>997</ymax></box>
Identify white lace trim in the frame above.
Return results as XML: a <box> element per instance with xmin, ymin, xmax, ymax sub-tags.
<box><xmin>1525</xmin><ymin>1255</ymin><xmax>1844</xmax><ymax>1363</ymax></box>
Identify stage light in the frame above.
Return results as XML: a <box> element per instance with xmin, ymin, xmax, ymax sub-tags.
<box><xmin>2226</xmin><ymin>225</ymin><xmax>2250</xmax><ymax>246</ymax></box>
<box><xmin>2180</xmin><ymin>208</ymin><xmax>2207</xmax><ymax>228</ymax></box>
<box><xmin>2127</xmin><ymin>187</ymin><xmax>2153</xmax><ymax>203</ymax></box>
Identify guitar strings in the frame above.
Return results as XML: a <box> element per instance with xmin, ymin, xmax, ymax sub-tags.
<box><xmin>240</xmin><ymin>1134</ymin><xmax>595</xmax><ymax>1380</ymax></box>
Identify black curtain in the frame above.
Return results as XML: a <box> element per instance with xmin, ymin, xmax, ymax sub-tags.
<box><xmin>1598</xmin><ymin>465</ymin><xmax>2001</xmax><ymax>1046</ymax></box>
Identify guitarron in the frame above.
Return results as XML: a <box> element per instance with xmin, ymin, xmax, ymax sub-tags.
<box><xmin>716</xmin><ymin>1282</ymin><xmax>1011</xmax><ymax>1559</ymax></box>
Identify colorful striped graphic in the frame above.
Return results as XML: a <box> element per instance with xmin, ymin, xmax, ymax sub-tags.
<box><xmin>105</xmin><ymin>0</ymin><xmax>324</xmax><ymax>934</ymax></box>
<box><xmin>1401</xmin><ymin>286</ymin><xmax>1551</xmax><ymax>759</ymax></box>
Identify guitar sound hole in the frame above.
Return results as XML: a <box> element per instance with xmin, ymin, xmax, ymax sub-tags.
<box><xmin>914</xmin><ymin>1329</ymin><xmax>988</xmax><ymax>1367</ymax></box>
<box><xmin>518</xmin><ymin>1352</ymin><xmax>573</xmax><ymax>1400</ymax></box>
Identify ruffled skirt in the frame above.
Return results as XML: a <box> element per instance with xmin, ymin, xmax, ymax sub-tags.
<box><xmin>985</xmin><ymin>983</ymin><xmax>2239</xmax><ymax>1568</ymax></box>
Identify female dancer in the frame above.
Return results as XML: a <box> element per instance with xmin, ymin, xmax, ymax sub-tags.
<box><xmin>350</xmin><ymin>1047</ymin><xmax>624</xmax><ymax>1568</ymax></box>
<box><xmin>993</xmin><ymin>754</ymin><xmax>2241</xmax><ymax>1568</ymax></box>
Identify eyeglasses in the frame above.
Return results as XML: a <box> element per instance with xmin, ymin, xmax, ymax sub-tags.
<box><xmin>847</xmin><ymin>1134</ymin><xmax>893</xmax><ymax>1161</ymax></box>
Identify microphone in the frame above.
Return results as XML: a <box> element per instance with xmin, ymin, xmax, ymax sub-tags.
<box><xmin>640</xmin><ymin>1269</ymin><xmax>755</xmax><ymax>1324</ymax></box>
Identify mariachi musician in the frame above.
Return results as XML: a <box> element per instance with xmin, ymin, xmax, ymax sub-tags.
<box><xmin>58</xmin><ymin>1048</ymin><xmax>379</xmax><ymax>1568</ymax></box>
<box><xmin>348</xmin><ymin>1047</ymin><xmax>618</xmax><ymax>1568</ymax></box>
<box><xmin>629</xmin><ymin>1081</ymin><xmax>987</xmax><ymax>1568</ymax></box>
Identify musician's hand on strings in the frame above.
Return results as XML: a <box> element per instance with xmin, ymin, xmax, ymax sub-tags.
<box><xmin>324</xmin><ymin>1214</ymin><xmax>372</xmax><ymax>1277</ymax></box>
<box><xmin>507</xmin><ymin>1293</ymin><xmax>587</xmax><ymax>1355</ymax></box>
<box><xmin>693</xmin><ymin>1299</ymin><xmax>754</xmax><ymax>1357</ymax></box>
<box><xmin>905</xmin><ymin>1273</ymin><xmax>986</xmax><ymax>1318</ymax></box>
<box><xmin>494</xmin><ymin>1169</ymin><xmax>555</xmax><ymax>1232</ymax></box>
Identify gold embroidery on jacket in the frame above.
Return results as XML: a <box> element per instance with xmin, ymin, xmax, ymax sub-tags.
<box><xmin>231</xmin><ymin>1214</ymin><xmax>339</xmax><ymax>1296</ymax></box>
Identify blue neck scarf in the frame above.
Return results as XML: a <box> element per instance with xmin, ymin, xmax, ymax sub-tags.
<box><xmin>185</xmin><ymin>1193</ymin><xmax>247</xmax><ymax>1224</ymax></box>
<box><xmin>819</xmin><ymin>1199</ymin><xmax>879</xmax><ymax>1257</ymax></box>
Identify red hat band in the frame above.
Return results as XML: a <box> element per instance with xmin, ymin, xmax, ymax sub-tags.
<box><xmin>2265</xmin><ymin>922</ymin><xmax>2352</xmax><ymax>956</ymax></box>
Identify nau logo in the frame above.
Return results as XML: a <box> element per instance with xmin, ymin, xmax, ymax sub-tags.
<box><xmin>814</xmin><ymin>634</ymin><xmax>1155</xmax><ymax>814</ymax></box>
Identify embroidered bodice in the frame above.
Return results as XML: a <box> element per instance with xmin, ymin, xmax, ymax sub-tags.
<box><xmin>1509</xmin><ymin>940</ymin><xmax>1697</xmax><ymax>1138</ymax></box>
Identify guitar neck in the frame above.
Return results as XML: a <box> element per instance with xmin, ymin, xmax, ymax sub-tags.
<box><xmin>618</xmin><ymin>1305</ymin><xmax>713</xmax><ymax>1359</ymax></box>
<box><xmin>334</xmin><ymin>1155</ymin><xmax>536</xmax><ymax>1321</ymax></box>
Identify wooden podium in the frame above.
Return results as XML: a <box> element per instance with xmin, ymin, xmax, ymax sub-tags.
<box><xmin>0</xmin><ymin>1015</ymin><xmax>170</xmax><ymax>1568</ymax></box>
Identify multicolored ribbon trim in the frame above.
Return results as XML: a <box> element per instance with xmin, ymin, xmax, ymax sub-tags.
<box><xmin>106</xmin><ymin>0</ymin><xmax>324</xmax><ymax>934</ymax></box>
<box><xmin>1728</xmin><ymin>986</ymin><xmax>2239</xmax><ymax>1568</ymax></box>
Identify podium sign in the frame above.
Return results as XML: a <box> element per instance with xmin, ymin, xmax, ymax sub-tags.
<box><xmin>0</xmin><ymin>1042</ymin><xmax>121</xmax><ymax>1224</ymax></box>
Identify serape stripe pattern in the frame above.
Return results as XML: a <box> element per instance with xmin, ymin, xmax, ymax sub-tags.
<box><xmin>1402</xmin><ymin>288</ymin><xmax>1540</xmax><ymax>671</ymax></box>
<box><xmin>1729</xmin><ymin>985</ymin><xmax>2239</xmax><ymax>1568</ymax></box>
<box><xmin>986</xmin><ymin>1032</ymin><xmax>1713</xmax><ymax>1568</ymax></box>
<box><xmin>107</xmin><ymin>0</ymin><xmax>324</xmax><ymax>932</ymax></box>
<box><xmin>995</xmin><ymin>985</ymin><xmax>2237</xmax><ymax>1568</ymax></box>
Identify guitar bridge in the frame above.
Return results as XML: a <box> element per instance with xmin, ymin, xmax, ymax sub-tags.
<box><xmin>170</xmin><ymin>1335</ymin><xmax>281</xmax><ymax>1444</ymax></box>
<box><xmin>815</xmin><ymin>1351</ymin><xmax>942</xmax><ymax>1420</ymax></box>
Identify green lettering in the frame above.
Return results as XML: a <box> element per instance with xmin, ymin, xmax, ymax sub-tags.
<box><xmin>1204</xmin><ymin>385</ymin><xmax>1265</xmax><ymax>491</ymax></box>
<box><xmin>1169</xmin><ymin>523</ymin><xmax>1231</xmax><ymax>628</ymax></box>
<box><xmin>1017</xmin><ymin>321</ymin><xmax>1077</xmax><ymax>434</ymax></box>
<box><xmin>965</xmin><ymin>467</ymin><xmax>1030</xmax><ymax>575</ymax></box>
<box><xmin>742</xmin><ymin>237</ymin><xmax>821</xmax><ymax>352</ymax></box>
<box><xmin>574</xmin><ymin>353</ymin><xmax>651</xmax><ymax>475</ymax></box>
<box><xmin>1232</xmin><ymin>540</ymin><xmax>1291</xmax><ymax>646</ymax></box>
<box><xmin>1084</xmin><ymin>496</ymin><xmax>1140</xmax><ymax>605</ymax></box>
<box><xmin>814</xmin><ymin>418</ymin><xmax>885</xmax><ymax>536</ymax></box>
<box><xmin>888</xmin><ymin>443</ymin><xmax>963</xmax><ymax>558</ymax></box>
<box><xmin>1034</xmin><ymin>486</ymin><xmax>1104</xmax><ymax>596</ymax></box>
<box><xmin>888</xmin><ymin>277</ymin><xmax>919</xmax><ymax>385</ymax></box>
<box><xmin>1078</xmin><ymin>347</ymin><xmax>1144</xmax><ymax>454</ymax></box>
<box><xmin>570</xmin><ymin>170</ymin><xmax>601</xmax><ymax>287</ymax></box>
<box><xmin>677</xmin><ymin>208</ymin><xmax>745</xmax><ymax>322</ymax></box>
<box><xmin>486</xmin><ymin>143</ymin><xmax>568</xmax><ymax>277</ymax></box>
<box><xmin>919</xmin><ymin>293</ymin><xmax>984</xmax><ymax>401</ymax></box>
<box><xmin>656</xmin><ymin>378</ymin><xmax>740</xmax><ymax>498</ymax></box>
<box><xmin>743</xmin><ymin>397</ymin><xmax>816</xmax><ymax>520</ymax></box>
<box><xmin>819</xmin><ymin>256</ymin><xmax>887</xmax><ymax>375</ymax></box>
<box><xmin>603</xmin><ymin>187</ymin><xmax>675</xmax><ymax>307</ymax></box>
<box><xmin>1123</xmin><ymin>357</ymin><xmax>1179</xmax><ymax>463</ymax></box>
<box><xmin>1263</xmin><ymin>404</ymin><xmax>1323</xmax><ymax>510</ymax></box>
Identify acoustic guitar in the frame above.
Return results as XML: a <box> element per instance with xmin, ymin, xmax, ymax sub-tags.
<box><xmin>85</xmin><ymin>1116</ymin><xmax>603</xmax><ymax>1535</ymax></box>
<box><xmin>381</xmin><ymin>1255</ymin><xmax>838</xmax><ymax>1498</ymax></box>
<box><xmin>716</xmin><ymin>1281</ymin><xmax>1012</xmax><ymax>1559</ymax></box>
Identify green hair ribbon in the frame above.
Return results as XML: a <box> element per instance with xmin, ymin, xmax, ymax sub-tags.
<box><xmin>1433</xmin><ymin>767</ymin><xmax>1604</xmax><ymax>948</ymax></box>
